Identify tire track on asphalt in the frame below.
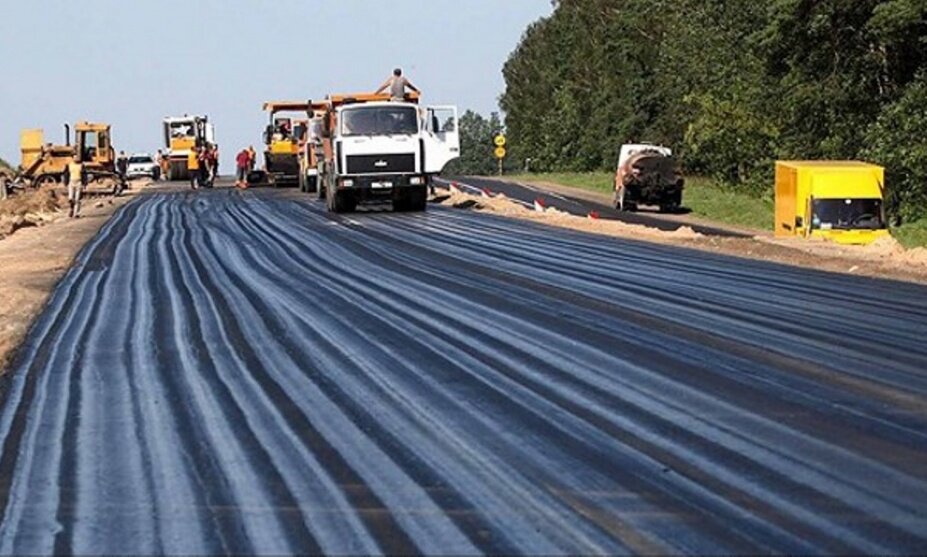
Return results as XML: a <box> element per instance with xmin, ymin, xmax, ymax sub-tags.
<box><xmin>0</xmin><ymin>189</ymin><xmax>924</xmax><ymax>554</ymax></box>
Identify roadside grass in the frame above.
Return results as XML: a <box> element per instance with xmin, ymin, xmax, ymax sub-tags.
<box><xmin>892</xmin><ymin>218</ymin><xmax>927</xmax><ymax>249</ymax></box>
<box><xmin>509</xmin><ymin>172</ymin><xmax>774</xmax><ymax>231</ymax></box>
<box><xmin>513</xmin><ymin>171</ymin><xmax>615</xmax><ymax>194</ymax></box>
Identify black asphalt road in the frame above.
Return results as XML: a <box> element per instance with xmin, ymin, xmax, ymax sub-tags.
<box><xmin>446</xmin><ymin>176</ymin><xmax>749</xmax><ymax>238</ymax></box>
<box><xmin>0</xmin><ymin>188</ymin><xmax>925</xmax><ymax>554</ymax></box>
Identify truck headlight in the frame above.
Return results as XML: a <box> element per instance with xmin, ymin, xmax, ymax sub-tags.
<box><xmin>340</xmin><ymin>179</ymin><xmax>354</xmax><ymax>188</ymax></box>
<box><xmin>409</xmin><ymin>176</ymin><xmax>424</xmax><ymax>185</ymax></box>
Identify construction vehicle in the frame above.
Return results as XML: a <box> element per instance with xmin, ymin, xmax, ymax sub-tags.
<box><xmin>298</xmin><ymin>115</ymin><xmax>325</xmax><ymax>193</ymax></box>
<box><xmin>614</xmin><ymin>144</ymin><xmax>685</xmax><ymax>212</ymax></box>
<box><xmin>163</xmin><ymin>115</ymin><xmax>214</xmax><ymax>180</ymax></box>
<box><xmin>262</xmin><ymin>102</ymin><xmax>313</xmax><ymax>187</ymax></box>
<box><xmin>313</xmin><ymin>92</ymin><xmax>460</xmax><ymax>212</ymax></box>
<box><xmin>775</xmin><ymin>161</ymin><xmax>889</xmax><ymax>245</ymax></box>
<box><xmin>15</xmin><ymin>122</ymin><xmax>125</xmax><ymax>193</ymax></box>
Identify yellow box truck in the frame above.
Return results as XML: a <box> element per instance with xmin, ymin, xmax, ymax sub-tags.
<box><xmin>774</xmin><ymin>161</ymin><xmax>889</xmax><ymax>245</ymax></box>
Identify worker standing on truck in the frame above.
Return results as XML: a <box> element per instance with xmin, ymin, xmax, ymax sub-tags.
<box><xmin>63</xmin><ymin>154</ymin><xmax>86</xmax><ymax>218</ymax></box>
<box><xmin>375</xmin><ymin>68</ymin><xmax>420</xmax><ymax>101</ymax></box>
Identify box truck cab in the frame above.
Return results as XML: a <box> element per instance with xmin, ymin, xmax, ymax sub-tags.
<box><xmin>775</xmin><ymin>161</ymin><xmax>889</xmax><ymax>245</ymax></box>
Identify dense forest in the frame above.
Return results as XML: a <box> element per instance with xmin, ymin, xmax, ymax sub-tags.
<box><xmin>498</xmin><ymin>0</ymin><xmax>927</xmax><ymax>222</ymax></box>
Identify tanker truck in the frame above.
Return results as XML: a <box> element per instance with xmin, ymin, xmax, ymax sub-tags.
<box><xmin>614</xmin><ymin>143</ymin><xmax>685</xmax><ymax>213</ymax></box>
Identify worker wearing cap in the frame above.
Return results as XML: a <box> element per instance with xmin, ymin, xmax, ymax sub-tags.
<box><xmin>376</xmin><ymin>68</ymin><xmax>420</xmax><ymax>102</ymax></box>
<box><xmin>63</xmin><ymin>154</ymin><xmax>86</xmax><ymax>218</ymax></box>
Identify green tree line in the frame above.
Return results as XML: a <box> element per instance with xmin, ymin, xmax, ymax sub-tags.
<box><xmin>499</xmin><ymin>0</ymin><xmax>927</xmax><ymax>222</ymax></box>
<box><xmin>444</xmin><ymin>110</ymin><xmax>504</xmax><ymax>175</ymax></box>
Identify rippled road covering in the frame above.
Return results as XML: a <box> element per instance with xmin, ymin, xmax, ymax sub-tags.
<box><xmin>0</xmin><ymin>189</ymin><xmax>925</xmax><ymax>554</ymax></box>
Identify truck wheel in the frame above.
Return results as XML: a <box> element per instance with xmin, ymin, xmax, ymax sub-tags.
<box><xmin>327</xmin><ymin>190</ymin><xmax>354</xmax><ymax>213</ymax></box>
<box><xmin>307</xmin><ymin>176</ymin><xmax>318</xmax><ymax>194</ymax></box>
<box><xmin>617</xmin><ymin>187</ymin><xmax>637</xmax><ymax>212</ymax></box>
<box><xmin>407</xmin><ymin>186</ymin><xmax>427</xmax><ymax>212</ymax></box>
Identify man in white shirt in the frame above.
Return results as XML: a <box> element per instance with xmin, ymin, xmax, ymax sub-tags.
<box><xmin>375</xmin><ymin>68</ymin><xmax>420</xmax><ymax>101</ymax></box>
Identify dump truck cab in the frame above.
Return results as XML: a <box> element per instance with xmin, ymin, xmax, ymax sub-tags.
<box><xmin>163</xmin><ymin>116</ymin><xmax>213</xmax><ymax>180</ymax></box>
<box><xmin>775</xmin><ymin>161</ymin><xmax>888</xmax><ymax>245</ymax></box>
<box><xmin>316</xmin><ymin>92</ymin><xmax>459</xmax><ymax>212</ymax></box>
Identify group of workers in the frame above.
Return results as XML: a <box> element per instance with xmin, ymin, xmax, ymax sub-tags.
<box><xmin>188</xmin><ymin>144</ymin><xmax>221</xmax><ymax>189</ymax></box>
<box><xmin>89</xmin><ymin>68</ymin><xmax>417</xmax><ymax>196</ymax></box>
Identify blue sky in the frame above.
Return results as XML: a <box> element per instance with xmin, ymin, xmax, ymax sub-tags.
<box><xmin>0</xmin><ymin>0</ymin><xmax>552</xmax><ymax>165</ymax></box>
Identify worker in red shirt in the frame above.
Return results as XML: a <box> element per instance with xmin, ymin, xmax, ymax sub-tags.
<box><xmin>236</xmin><ymin>148</ymin><xmax>251</xmax><ymax>189</ymax></box>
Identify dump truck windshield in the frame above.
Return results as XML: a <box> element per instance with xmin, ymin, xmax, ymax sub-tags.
<box><xmin>342</xmin><ymin>106</ymin><xmax>418</xmax><ymax>136</ymax></box>
<box><xmin>812</xmin><ymin>198</ymin><xmax>885</xmax><ymax>230</ymax></box>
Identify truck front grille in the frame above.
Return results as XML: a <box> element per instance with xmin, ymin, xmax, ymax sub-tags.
<box><xmin>345</xmin><ymin>154</ymin><xmax>416</xmax><ymax>175</ymax></box>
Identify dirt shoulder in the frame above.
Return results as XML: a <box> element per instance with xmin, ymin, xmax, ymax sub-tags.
<box><xmin>477</xmin><ymin>175</ymin><xmax>769</xmax><ymax>237</ymax></box>
<box><xmin>0</xmin><ymin>182</ymin><xmax>146</xmax><ymax>372</ymax></box>
<box><xmin>436</xmin><ymin>188</ymin><xmax>927</xmax><ymax>285</ymax></box>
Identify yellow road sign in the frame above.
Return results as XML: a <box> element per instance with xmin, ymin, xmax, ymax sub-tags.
<box><xmin>494</xmin><ymin>135</ymin><xmax>506</xmax><ymax>147</ymax></box>
<box><xmin>495</xmin><ymin>146</ymin><xmax>507</xmax><ymax>159</ymax></box>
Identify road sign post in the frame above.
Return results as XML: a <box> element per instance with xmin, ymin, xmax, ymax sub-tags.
<box><xmin>494</xmin><ymin>135</ymin><xmax>506</xmax><ymax>176</ymax></box>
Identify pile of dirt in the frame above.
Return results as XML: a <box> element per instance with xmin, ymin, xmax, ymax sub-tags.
<box><xmin>0</xmin><ymin>187</ymin><xmax>67</xmax><ymax>239</ymax></box>
<box><xmin>758</xmin><ymin>234</ymin><xmax>927</xmax><ymax>270</ymax></box>
<box><xmin>439</xmin><ymin>190</ymin><xmax>702</xmax><ymax>242</ymax></box>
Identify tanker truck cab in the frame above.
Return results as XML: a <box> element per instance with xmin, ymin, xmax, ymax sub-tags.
<box><xmin>324</xmin><ymin>93</ymin><xmax>459</xmax><ymax>212</ymax></box>
<box><xmin>775</xmin><ymin>161</ymin><xmax>889</xmax><ymax>245</ymax></box>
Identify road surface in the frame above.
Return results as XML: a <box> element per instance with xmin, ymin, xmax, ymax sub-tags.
<box><xmin>447</xmin><ymin>176</ymin><xmax>749</xmax><ymax>237</ymax></box>
<box><xmin>0</xmin><ymin>187</ymin><xmax>925</xmax><ymax>554</ymax></box>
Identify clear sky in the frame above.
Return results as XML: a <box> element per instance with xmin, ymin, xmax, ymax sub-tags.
<box><xmin>0</xmin><ymin>0</ymin><xmax>552</xmax><ymax>166</ymax></box>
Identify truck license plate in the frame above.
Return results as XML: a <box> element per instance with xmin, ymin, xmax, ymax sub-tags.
<box><xmin>371</xmin><ymin>181</ymin><xmax>393</xmax><ymax>189</ymax></box>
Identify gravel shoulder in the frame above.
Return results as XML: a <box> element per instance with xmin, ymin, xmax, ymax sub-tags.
<box><xmin>0</xmin><ymin>186</ymin><xmax>141</xmax><ymax>372</ymax></box>
<box><xmin>437</xmin><ymin>186</ymin><xmax>927</xmax><ymax>285</ymax></box>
